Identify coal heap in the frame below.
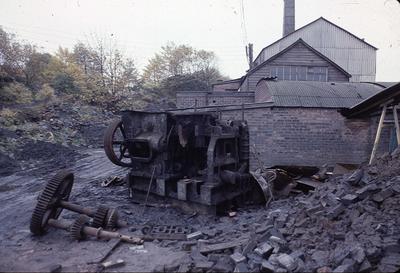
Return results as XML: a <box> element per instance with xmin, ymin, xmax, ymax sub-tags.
<box><xmin>180</xmin><ymin>150</ymin><xmax>400</xmax><ymax>273</ymax></box>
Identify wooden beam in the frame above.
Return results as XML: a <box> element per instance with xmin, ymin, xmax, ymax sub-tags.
<box><xmin>369</xmin><ymin>105</ymin><xmax>387</xmax><ymax>164</ymax></box>
<box><xmin>393</xmin><ymin>105</ymin><xmax>400</xmax><ymax>146</ymax></box>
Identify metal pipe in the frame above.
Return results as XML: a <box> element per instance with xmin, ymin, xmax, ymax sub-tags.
<box><xmin>82</xmin><ymin>226</ymin><xmax>142</xmax><ymax>244</ymax></box>
<box><xmin>48</xmin><ymin>219</ymin><xmax>70</xmax><ymax>230</ymax></box>
<box><xmin>59</xmin><ymin>201</ymin><xmax>94</xmax><ymax>216</ymax></box>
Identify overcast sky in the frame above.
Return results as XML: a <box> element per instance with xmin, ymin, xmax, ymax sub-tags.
<box><xmin>0</xmin><ymin>0</ymin><xmax>399</xmax><ymax>81</ymax></box>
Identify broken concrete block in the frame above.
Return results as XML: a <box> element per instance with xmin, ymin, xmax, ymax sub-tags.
<box><xmin>277</xmin><ymin>253</ymin><xmax>297</xmax><ymax>271</ymax></box>
<box><xmin>256</xmin><ymin>225</ymin><xmax>273</xmax><ymax>235</ymax></box>
<box><xmin>101</xmin><ymin>259</ymin><xmax>125</xmax><ymax>269</ymax></box>
<box><xmin>351</xmin><ymin>246</ymin><xmax>366</xmax><ymax>264</ymax></box>
<box><xmin>208</xmin><ymin>254</ymin><xmax>229</xmax><ymax>262</ymax></box>
<box><xmin>346</xmin><ymin>169</ymin><xmax>363</xmax><ymax>186</ymax></box>
<box><xmin>181</xmin><ymin>241</ymin><xmax>197</xmax><ymax>251</ymax></box>
<box><xmin>194</xmin><ymin>261</ymin><xmax>214</xmax><ymax>270</ymax></box>
<box><xmin>359</xmin><ymin>259</ymin><xmax>372</xmax><ymax>273</ymax></box>
<box><xmin>254</xmin><ymin>242</ymin><xmax>273</xmax><ymax>258</ymax></box>
<box><xmin>261</xmin><ymin>260</ymin><xmax>276</xmax><ymax>273</ymax></box>
<box><xmin>327</xmin><ymin>204</ymin><xmax>345</xmax><ymax>220</ymax></box>
<box><xmin>230</xmin><ymin>252</ymin><xmax>246</xmax><ymax>264</ymax></box>
<box><xmin>186</xmin><ymin>231</ymin><xmax>203</xmax><ymax>240</ymax></box>
<box><xmin>311</xmin><ymin>251</ymin><xmax>330</xmax><ymax>268</ymax></box>
<box><xmin>234</xmin><ymin>262</ymin><xmax>249</xmax><ymax>273</ymax></box>
<box><xmin>247</xmin><ymin>254</ymin><xmax>262</xmax><ymax>271</ymax></box>
<box><xmin>242</xmin><ymin>236</ymin><xmax>258</xmax><ymax>255</ymax></box>
<box><xmin>372</xmin><ymin>188</ymin><xmax>393</xmax><ymax>203</ymax></box>
<box><xmin>269</xmin><ymin>236</ymin><xmax>286</xmax><ymax>245</ymax></box>
<box><xmin>355</xmin><ymin>184</ymin><xmax>378</xmax><ymax>200</ymax></box>
<box><xmin>306</xmin><ymin>204</ymin><xmax>324</xmax><ymax>216</ymax></box>
<box><xmin>213</xmin><ymin>258</ymin><xmax>235</xmax><ymax>272</ymax></box>
<box><xmin>332</xmin><ymin>259</ymin><xmax>356</xmax><ymax>273</ymax></box>
<box><xmin>341</xmin><ymin>194</ymin><xmax>358</xmax><ymax>205</ymax></box>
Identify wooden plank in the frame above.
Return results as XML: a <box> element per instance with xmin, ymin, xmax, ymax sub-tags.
<box><xmin>199</xmin><ymin>239</ymin><xmax>248</xmax><ymax>254</ymax></box>
<box><xmin>393</xmin><ymin>105</ymin><xmax>400</xmax><ymax>146</ymax></box>
<box><xmin>369</xmin><ymin>105</ymin><xmax>387</xmax><ymax>164</ymax></box>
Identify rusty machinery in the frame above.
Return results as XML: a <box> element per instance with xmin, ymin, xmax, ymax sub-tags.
<box><xmin>104</xmin><ymin>111</ymin><xmax>252</xmax><ymax>212</ymax></box>
<box><xmin>29</xmin><ymin>170</ymin><xmax>141</xmax><ymax>243</ymax></box>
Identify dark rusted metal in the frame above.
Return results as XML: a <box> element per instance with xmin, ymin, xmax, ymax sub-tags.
<box><xmin>104</xmin><ymin>120</ymin><xmax>132</xmax><ymax>167</ymax></box>
<box><xmin>105</xmin><ymin>110</ymin><xmax>251</xmax><ymax>210</ymax></box>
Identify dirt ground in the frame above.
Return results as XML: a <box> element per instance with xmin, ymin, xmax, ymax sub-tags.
<box><xmin>1</xmin><ymin>145</ymin><xmax>400</xmax><ymax>272</ymax></box>
<box><xmin>0</xmin><ymin>149</ymin><xmax>192</xmax><ymax>272</ymax></box>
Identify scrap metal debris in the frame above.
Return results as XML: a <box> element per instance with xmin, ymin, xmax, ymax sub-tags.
<box><xmin>101</xmin><ymin>176</ymin><xmax>125</xmax><ymax>187</ymax></box>
<box><xmin>29</xmin><ymin>170</ymin><xmax>142</xmax><ymax>244</ymax></box>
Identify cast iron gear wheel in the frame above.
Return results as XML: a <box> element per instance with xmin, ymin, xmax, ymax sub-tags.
<box><xmin>91</xmin><ymin>206</ymin><xmax>109</xmax><ymax>228</ymax></box>
<box><xmin>30</xmin><ymin>170</ymin><xmax>74</xmax><ymax>235</ymax></box>
<box><xmin>105</xmin><ymin>208</ymin><xmax>119</xmax><ymax>230</ymax></box>
<box><xmin>104</xmin><ymin>119</ymin><xmax>132</xmax><ymax>167</ymax></box>
<box><xmin>70</xmin><ymin>214</ymin><xmax>90</xmax><ymax>241</ymax></box>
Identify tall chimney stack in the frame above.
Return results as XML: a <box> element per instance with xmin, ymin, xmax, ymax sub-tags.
<box><xmin>283</xmin><ymin>0</ymin><xmax>295</xmax><ymax>37</ymax></box>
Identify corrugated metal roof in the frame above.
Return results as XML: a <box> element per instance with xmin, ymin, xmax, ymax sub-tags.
<box><xmin>256</xmin><ymin>81</ymin><xmax>385</xmax><ymax>108</ymax></box>
<box><xmin>252</xmin><ymin>17</ymin><xmax>377</xmax><ymax>82</ymax></box>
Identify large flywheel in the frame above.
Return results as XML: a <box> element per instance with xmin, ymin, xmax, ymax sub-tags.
<box><xmin>104</xmin><ymin>120</ymin><xmax>132</xmax><ymax>167</ymax></box>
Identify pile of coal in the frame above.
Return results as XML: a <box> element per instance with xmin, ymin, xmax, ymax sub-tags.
<box><xmin>174</xmin><ymin>150</ymin><xmax>400</xmax><ymax>273</ymax></box>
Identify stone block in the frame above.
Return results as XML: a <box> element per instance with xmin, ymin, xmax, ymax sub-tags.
<box><xmin>261</xmin><ymin>260</ymin><xmax>276</xmax><ymax>273</ymax></box>
<box><xmin>341</xmin><ymin>194</ymin><xmax>358</xmax><ymax>205</ymax></box>
<box><xmin>327</xmin><ymin>204</ymin><xmax>345</xmax><ymax>220</ymax></box>
<box><xmin>277</xmin><ymin>253</ymin><xmax>297</xmax><ymax>271</ymax></box>
<box><xmin>254</xmin><ymin>242</ymin><xmax>274</xmax><ymax>258</ymax></box>
<box><xmin>230</xmin><ymin>252</ymin><xmax>247</xmax><ymax>264</ymax></box>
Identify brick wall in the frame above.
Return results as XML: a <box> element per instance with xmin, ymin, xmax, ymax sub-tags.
<box><xmin>218</xmin><ymin>107</ymin><xmax>385</xmax><ymax>170</ymax></box>
<box><xmin>171</xmin><ymin>104</ymin><xmax>389</xmax><ymax>170</ymax></box>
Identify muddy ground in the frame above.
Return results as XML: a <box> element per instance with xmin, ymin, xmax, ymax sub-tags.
<box><xmin>0</xmin><ymin>149</ymin><xmax>188</xmax><ymax>272</ymax></box>
<box><xmin>1</xmin><ymin>144</ymin><xmax>399</xmax><ymax>272</ymax></box>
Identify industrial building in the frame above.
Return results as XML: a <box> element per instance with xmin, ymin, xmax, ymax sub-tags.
<box><xmin>175</xmin><ymin>0</ymin><xmax>399</xmax><ymax>169</ymax></box>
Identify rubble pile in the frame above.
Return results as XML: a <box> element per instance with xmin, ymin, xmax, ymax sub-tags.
<box><xmin>173</xmin><ymin>151</ymin><xmax>400</xmax><ymax>273</ymax></box>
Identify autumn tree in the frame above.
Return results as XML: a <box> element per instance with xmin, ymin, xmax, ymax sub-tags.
<box><xmin>142</xmin><ymin>42</ymin><xmax>225</xmax><ymax>91</ymax></box>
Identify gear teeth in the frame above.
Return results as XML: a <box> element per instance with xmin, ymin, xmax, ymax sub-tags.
<box><xmin>70</xmin><ymin>215</ymin><xmax>90</xmax><ymax>241</ymax></box>
<box><xmin>92</xmin><ymin>206</ymin><xmax>109</xmax><ymax>228</ymax></box>
<box><xmin>105</xmin><ymin>209</ymin><xmax>119</xmax><ymax>230</ymax></box>
<box><xmin>30</xmin><ymin>170</ymin><xmax>74</xmax><ymax>235</ymax></box>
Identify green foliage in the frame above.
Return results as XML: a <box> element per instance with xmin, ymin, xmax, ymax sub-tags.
<box><xmin>0</xmin><ymin>27</ymin><xmax>223</xmax><ymax>111</ymax></box>
<box><xmin>142</xmin><ymin>42</ymin><xmax>225</xmax><ymax>93</ymax></box>
<box><xmin>0</xmin><ymin>82</ymin><xmax>33</xmax><ymax>104</ymax></box>
<box><xmin>51</xmin><ymin>73</ymin><xmax>79</xmax><ymax>93</ymax></box>
<box><xmin>0</xmin><ymin>108</ymin><xmax>21</xmax><ymax>126</ymax></box>
<box><xmin>35</xmin><ymin>84</ymin><xmax>55</xmax><ymax>102</ymax></box>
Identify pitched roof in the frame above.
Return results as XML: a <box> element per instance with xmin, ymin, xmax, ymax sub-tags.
<box><xmin>253</xmin><ymin>17</ymin><xmax>377</xmax><ymax>64</ymax></box>
<box><xmin>255</xmin><ymin>80</ymin><xmax>385</xmax><ymax>108</ymax></box>
<box><xmin>247</xmin><ymin>39</ymin><xmax>351</xmax><ymax>78</ymax></box>
<box><xmin>342</xmin><ymin>82</ymin><xmax>400</xmax><ymax>118</ymax></box>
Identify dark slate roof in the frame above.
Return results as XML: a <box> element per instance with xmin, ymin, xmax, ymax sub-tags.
<box><xmin>256</xmin><ymin>81</ymin><xmax>385</xmax><ymax>108</ymax></box>
<box><xmin>247</xmin><ymin>39</ymin><xmax>351</xmax><ymax>78</ymax></box>
<box><xmin>342</xmin><ymin>82</ymin><xmax>400</xmax><ymax>118</ymax></box>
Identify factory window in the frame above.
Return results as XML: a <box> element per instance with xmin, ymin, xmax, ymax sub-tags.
<box><xmin>270</xmin><ymin>66</ymin><xmax>327</xmax><ymax>81</ymax></box>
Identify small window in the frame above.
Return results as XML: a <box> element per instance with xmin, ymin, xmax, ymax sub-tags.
<box><xmin>277</xmin><ymin>66</ymin><xmax>284</xmax><ymax>79</ymax></box>
<box><xmin>297</xmin><ymin>67</ymin><xmax>307</xmax><ymax>81</ymax></box>
<box><xmin>283</xmin><ymin>66</ymin><xmax>291</xmax><ymax>80</ymax></box>
<box><xmin>290</xmin><ymin>66</ymin><xmax>297</xmax><ymax>80</ymax></box>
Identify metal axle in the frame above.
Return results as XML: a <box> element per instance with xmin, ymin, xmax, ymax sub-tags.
<box><xmin>59</xmin><ymin>200</ymin><xmax>127</xmax><ymax>227</ymax></box>
<box><xmin>48</xmin><ymin>218</ymin><xmax>142</xmax><ymax>244</ymax></box>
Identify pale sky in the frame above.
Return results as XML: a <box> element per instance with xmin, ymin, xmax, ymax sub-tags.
<box><xmin>0</xmin><ymin>0</ymin><xmax>399</xmax><ymax>81</ymax></box>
